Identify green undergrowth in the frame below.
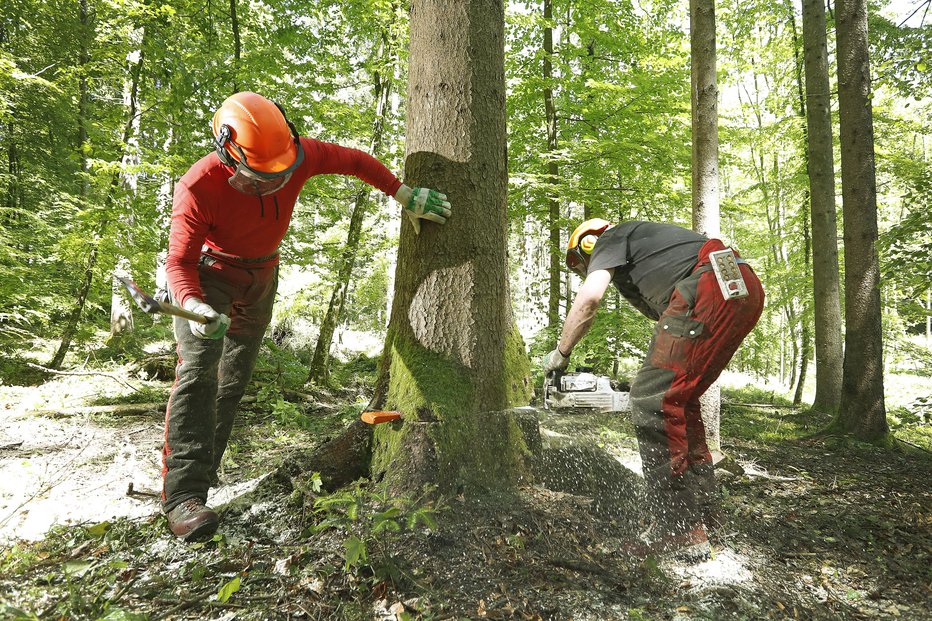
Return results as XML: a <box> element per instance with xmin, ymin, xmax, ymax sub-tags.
<box><xmin>0</xmin><ymin>355</ymin><xmax>54</xmax><ymax>386</ymax></box>
<box><xmin>89</xmin><ymin>384</ymin><xmax>169</xmax><ymax>406</ymax></box>
<box><xmin>723</xmin><ymin>384</ymin><xmax>795</xmax><ymax>407</ymax></box>
<box><xmin>0</xmin><ymin>476</ymin><xmax>444</xmax><ymax>621</ymax></box>
<box><xmin>721</xmin><ymin>384</ymin><xmax>809</xmax><ymax>444</ymax></box>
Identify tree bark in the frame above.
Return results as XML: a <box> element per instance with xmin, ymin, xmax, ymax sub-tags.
<box><xmin>834</xmin><ymin>0</ymin><xmax>887</xmax><ymax>440</ymax></box>
<box><xmin>372</xmin><ymin>0</ymin><xmax>533</xmax><ymax>494</ymax></box>
<box><xmin>802</xmin><ymin>0</ymin><xmax>844</xmax><ymax>413</ymax></box>
<box><xmin>690</xmin><ymin>0</ymin><xmax>721</xmax><ymax>455</ymax></box>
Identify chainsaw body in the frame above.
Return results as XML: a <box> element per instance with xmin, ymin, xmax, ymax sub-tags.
<box><xmin>543</xmin><ymin>371</ymin><xmax>630</xmax><ymax>413</ymax></box>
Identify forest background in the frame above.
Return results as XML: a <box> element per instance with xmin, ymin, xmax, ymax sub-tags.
<box><xmin>0</xmin><ymin>0</ymin><xmax>931</xmax><ymax>618</ymax></box>
<box><xmin>0</xmin><ymin>0</ymin><xmax>929</xmax><ymax>424</ymax></box>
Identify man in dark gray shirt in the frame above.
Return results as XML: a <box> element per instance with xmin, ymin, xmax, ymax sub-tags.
<box><xmin>544</xmin><ymin>218</ymin><xmax>764</xmax><ymax>560</ymax></box>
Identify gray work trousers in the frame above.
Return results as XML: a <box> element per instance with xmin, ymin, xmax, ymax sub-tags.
<box><xmin>162</xmin><ymin>255</ymin><xmax>277</xmax><ymax>512</ymax></box>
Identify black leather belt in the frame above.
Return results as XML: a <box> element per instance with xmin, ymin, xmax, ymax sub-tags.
<box><xmin>202</xmin><ymin>245</ymin><xmax>279</xmax><ymax>264</ymax></box>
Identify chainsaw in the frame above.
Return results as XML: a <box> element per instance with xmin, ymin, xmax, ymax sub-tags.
<box><xmin>542</xmin><ymin>371</ymin><xmax>630</xmax><ymax>413</ymax></box>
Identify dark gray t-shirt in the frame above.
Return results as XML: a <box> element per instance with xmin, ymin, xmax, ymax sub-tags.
<box><xmin>587</xmin><ymin>221</ymin><xmax>707</xmax><ymax>320</ymax></box>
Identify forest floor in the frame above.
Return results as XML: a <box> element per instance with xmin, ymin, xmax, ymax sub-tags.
<box><xmin>0</xmin><ymin>360</ymin><xmax>930</xmax><ymax>620</ymax></box>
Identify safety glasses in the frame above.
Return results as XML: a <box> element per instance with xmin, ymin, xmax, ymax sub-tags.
<box><xmin>227</xmin><ymin>165</ymin><xmax>293</xmax><ymax>196</ymax></box>
<box><xmin>215</xmin><ymin>119</ymin><xmax>305</xmax><ymax>196</ymax></box>
<box><xmin>565</xmin><ymin>245</ymin><xmax>589</xmax><ymax>278</ymax></box>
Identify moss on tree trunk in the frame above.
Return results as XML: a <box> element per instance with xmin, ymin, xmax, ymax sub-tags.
<box><xmin>372</xmin><ymin>327</ymin><xmax>533</xmax><ymax>493</ymax></box>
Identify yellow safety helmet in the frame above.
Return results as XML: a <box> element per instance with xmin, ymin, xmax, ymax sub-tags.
<box><xmin>566</xmin><ymin>218</ymin><xmax>612</xmax><ymax>277</ymax></box>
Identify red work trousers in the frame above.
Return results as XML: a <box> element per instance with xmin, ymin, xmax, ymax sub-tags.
<box><xmin>629</xmin><ymin>239</ymin><xmax>764</xmax><ymax>538</ymax></box>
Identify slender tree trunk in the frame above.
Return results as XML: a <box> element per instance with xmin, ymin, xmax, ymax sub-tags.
<box><xmin>786</xmin><ymin>9</ymin><xmax>812</xmax><ymax>406</ymax></box>
<box><xmin>54</xmin><ymin>22</ymin><xmax>147</xmax><ymax>366</ymax></box>
<box><xmin>308</xmin><ymin>52</ymin><xmax>395</xmax><ymax>384</ymax></box>
<box><xmin>5</xmin><ymin>121</ymin><xmax>19</xmax><ymax>217</ymax></box>
<box><xmin>230</xmin><ymin>0</ymin><xmax>241</xmax><ymax>92</ymax></box>
<box><xmin>50</xmin><ymin>0</ymin><xmax>92</xmax><ymax>369</ymax></box>
<box><xmin>308</xmin><ymin>186</ymin><xmax>373</xmax><ymax>383</ymax></box>
<box><xmin>802</xmin><ymin>0</ymin><xmax>844</xmax><ymax>412</ymax></box>
<box><xmin>690</xmin><ymin>0</ymin><xmax>722</xmax><ymax>455</ymax></box>
<box><xmin>926</xmin><ymin>290</ymin><xmax>930</xmax><ymax>346</ymax></box>
<box><xmin>834</xmin><ymin>0</ymin><xmax>887</xmax><ymax>440</ymax></box>
<box><xmin>544</xmin><ymin>0</ymin><xmax>561</xmax><ymax>330</ymax></box>
<box><xmin>794</xmin><ymin>211</ymin><xmax>812</xmax><ymax>405</ymax></box>
<box><xmin>371</xmin><ymin>0</ymin><xmax>533</xmax><ymax>494</ymax></box>
<box><xmin>111</xmin><ymin>41</ymin><xmax>146</xmax><ymax>336</ymax></box>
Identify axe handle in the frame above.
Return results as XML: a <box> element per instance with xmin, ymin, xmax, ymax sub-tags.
<box><xmin>157</xmin><ymin>301</ymin><xmax>210</xmax><ymax>324</ymax></box>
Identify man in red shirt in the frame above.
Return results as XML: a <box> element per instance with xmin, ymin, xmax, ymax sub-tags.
<box><xmin>163</xmin><ymin>92</ymin><xmax>451</xmax><ymax>541</ymax></box>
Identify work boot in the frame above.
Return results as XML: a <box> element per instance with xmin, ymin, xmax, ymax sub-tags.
<box><xmin>618</xmin><ymin>524</ymin><xmax>711</xmax><ymax>563</ymax></box>
<box><xmin>166</xmin><ymin>499</ymin><xmax>219</xmax><ymax>541</ymax></box>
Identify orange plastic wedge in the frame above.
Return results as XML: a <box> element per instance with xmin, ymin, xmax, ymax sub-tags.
<box><xmin>360</xmin><ymin>411</ymin><xmax>402</xmax><ymax>425</ymax></box>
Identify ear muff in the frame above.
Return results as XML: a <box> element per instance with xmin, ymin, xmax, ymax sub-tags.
<box><xmin>214</xmin><ymin>124</ymin><xmax>238</xmax><ymax>168</ymax></box>
<box><xmin>579</xmin><ymin>234</ymin><xmax>598</xmax><ymax>254</ymax></box>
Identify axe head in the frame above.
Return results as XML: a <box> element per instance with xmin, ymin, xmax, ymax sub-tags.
<box><xmin>116</xmin><ymin>275</ymin><xmax>162</xmax><ymax>315</ymax></box>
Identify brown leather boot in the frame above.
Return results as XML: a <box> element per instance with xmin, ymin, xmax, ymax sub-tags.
<box><xmin>166</xmin><ymin>498</ymin><xmax>219</xmax><ymax>541</ymax></box>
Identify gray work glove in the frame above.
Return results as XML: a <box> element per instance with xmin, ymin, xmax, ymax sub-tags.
<box><xmin>183</xmin><ymin>298</ymin><xmax>230</xmax><ymax>340</ymax></box>
<box><xmin>542</xmin><ymin>347</ymin><xmax>570</xmax><ymax>374</ymax></box>
<box><xmin>394</xmin><ymin>184</ymin><xmax>452</xmax><ymax>234</ymax></box>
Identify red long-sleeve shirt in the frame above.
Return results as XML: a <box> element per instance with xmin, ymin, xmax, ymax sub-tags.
<box><xmin>167</xmin><ymin>137</ymin><xmax>402</xmax><ymax>306</ymax></box>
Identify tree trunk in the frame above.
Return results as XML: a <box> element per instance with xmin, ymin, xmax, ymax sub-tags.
<box><xmin>50</xmin><ymin>0</ymin><xmax>93</xmax><ymax>369</ymax></box>
<box><xmin>309</xmin><ymin>62</ymin><xmax>395</xmax><ymax>384</ymax></box>
<box><xmin>5</xmin><ymin>120</ymin><xmax>20</xmax><ymax>216</ymax></box>
<box><xmin>54</xmin><ymin>23</ymin><xmax>145</xmax><ymax>366</ymax></box>
<box><xmin>802</xmin><ymin>0</ymin><xmax>844</xmax><ymax>413</ymax></box>
<box><xmin>544</xmin><ymin>0</ymin><xmax>561</xmax><ymax>330</ymax></box>
<box><xmin>794</xmin><ymin>208</ymin><xmax>812</xmax><ymax>406</ymax></box>
<box><xmin>371</xmin><ymin>0</ymin><xmax>533</xmax><ymax>494</ymax></box>
<box><xmin>834</xmin><ymin>0</ymin><xmax>887</xmax><ymax>440</ymax></box>
<box><xmin>690</xmin><ymin>0</ymin><xmax>722</xmax><ymax>455</ymax></box>
<box><xmin>111</xmin><ymin>41</ymin><xmax>146</xmax><ymax>336</ymax></box>
<box><xmin>230</xmin><ymin>0</ymin><xmax>241</xmax><ymax>92</ymax></box>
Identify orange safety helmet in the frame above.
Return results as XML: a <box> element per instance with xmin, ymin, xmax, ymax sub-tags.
<box><xmin>566</xmin><ymin>218</ymin><xmax>612</xmax><ymax>277</ymax></box>
<box><xmin>211</xmin><ymin>92</ymin><xmax>304</xmax><ymax>178</ymax></box>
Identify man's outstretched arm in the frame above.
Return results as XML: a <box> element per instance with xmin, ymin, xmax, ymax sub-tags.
<box><xmin>543</xmin><ymin>268</ymin><xmax>613</xmax><ymax>372</ymax></box>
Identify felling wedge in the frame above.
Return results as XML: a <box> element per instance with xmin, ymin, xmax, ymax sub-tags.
<box><xmin>360</xmin><ymin>411</ymin><xmax>402</xmax><ymax>425</ymax></box>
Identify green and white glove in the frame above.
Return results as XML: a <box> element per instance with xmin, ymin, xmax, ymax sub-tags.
<box><xmin>394</xmin><ymin>183</ymin><xmax>452</xmax><ymax>234</ymax></box>
<box><xmin>183</xmin><ymin>298</ymin><xmax>231</xmax><ymax>340</ymax></box>
<box><xmin>542</xmin><ymin>347</ymin><xmax>570</xmax><ymax>374</ymax></box>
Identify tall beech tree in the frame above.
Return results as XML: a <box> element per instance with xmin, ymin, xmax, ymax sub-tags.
<box><xmin>833</xmin><ymin>0</ymin><xmax>887</xmax><ymax>440</ymax></box>
<box><xmin>801</xmin><ymin>0</ymin><xmax>843</xmax><ymax>413</ymax></box>
<box><xmin>370</xmin><ymin>0</ymin><xmax>533</xmax><ymax>493</ymax></box>
<box><xmin>690</xmin><ymin>0</ymin><xmax>723</xmax><ymax>455</ymax></box>
<box><xmin>543</xmin><ymin>0</ymin><xmax>561</xmax><ymax>330</ymax></box>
